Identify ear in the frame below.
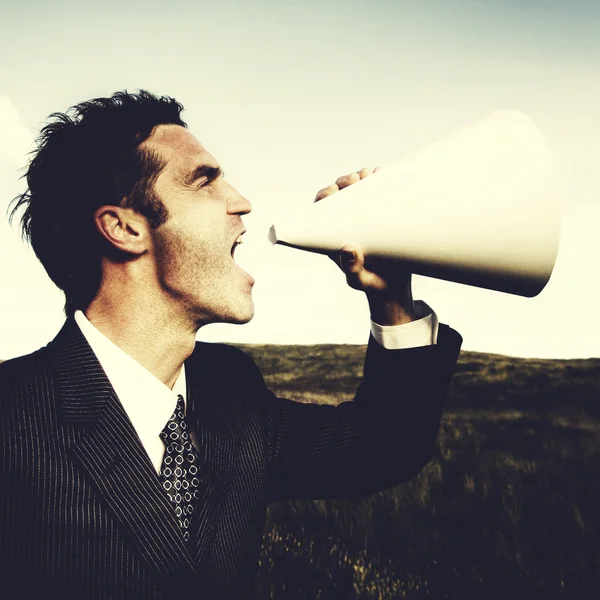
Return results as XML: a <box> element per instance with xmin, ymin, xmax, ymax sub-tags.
<box><xmin>93</xmin><ymin>205</ymin><xmax>149</xmax><ymax>256</ymax></box>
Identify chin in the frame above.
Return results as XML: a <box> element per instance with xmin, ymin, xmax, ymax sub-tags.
<box><xmin>219</xmin><ymin>296</ymin><xmax>255</xmax><ymax>325</ymax></box>
<box><xmin>229</xmin><ymin>306</ymin><xmax>255</xmax><ymax>325</ymax></box>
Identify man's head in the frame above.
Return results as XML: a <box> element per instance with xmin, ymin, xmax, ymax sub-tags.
<box><xmin>10</xmin><ymin>90</ymin><xmax>254</xmax><ymax>325</ymax></box>
<box><xmin>133</xmin><ymin>123</ymin><xmax>255</xmax><ymax>326</ymax></box>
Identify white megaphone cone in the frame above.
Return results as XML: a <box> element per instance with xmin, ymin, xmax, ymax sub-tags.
<box><xmin>268</xmin><ymin>111</ymin><xmax>562</xmax><ymax>298</ymax></box>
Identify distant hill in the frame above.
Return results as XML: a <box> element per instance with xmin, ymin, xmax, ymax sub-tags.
<box><xmin>238</xmin><ymin>343</ymin><xmax>600</xmax><ymax>408</ymax></box>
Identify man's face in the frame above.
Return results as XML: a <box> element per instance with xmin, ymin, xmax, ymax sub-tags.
<box><xmin>143</xmin><ymin>124</ymin><xmax>255</xmax><ymax>326</ymax></box>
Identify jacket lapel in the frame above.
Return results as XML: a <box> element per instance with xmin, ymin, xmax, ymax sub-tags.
<box><xmin>185</xmin><ymin>348</ymin><xmax>243</xmax><ymax>568</ymax></box>
<box><xmin>49</xmin><ymin>319</ymin><xmax>199</xmax><ymax>581</ymax></box>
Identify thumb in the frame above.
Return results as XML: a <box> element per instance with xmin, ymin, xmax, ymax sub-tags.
<box><xmin>339</xmin><ymin>245</ymin><xmax>373</xmax><ymax>291</ymax></box>
<box><xmin>339</xmin><ymin>245</ymin><xmax>389</xmax><ymax>292</ymax></box>
<box><xmin>339</xmin><ymin>245</ymin><xmax>363</xmax><ymax>274</ymax></box>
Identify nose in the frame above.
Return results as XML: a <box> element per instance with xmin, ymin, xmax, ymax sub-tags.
<box><xmin>226</xmin><ymin>184</ymin><xmax>252</xmax><ymax>216</ymax></box>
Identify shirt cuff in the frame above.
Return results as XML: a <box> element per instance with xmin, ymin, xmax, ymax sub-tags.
<box><xmin>370</xmin><ymin>300</ymin><xmax>439</xmax><ymax>349</ymax></box>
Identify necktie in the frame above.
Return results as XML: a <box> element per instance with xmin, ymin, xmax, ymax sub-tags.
<box><xmin>159</xmin><ymin>394</ymin><xmax>202</xmax><ymax>542</ymax></box>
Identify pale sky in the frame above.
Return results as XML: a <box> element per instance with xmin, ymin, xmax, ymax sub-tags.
<box><xmin>1</xmin><ymin>0</ymin><xmax>599</xmax><ymax>360</ymax></box>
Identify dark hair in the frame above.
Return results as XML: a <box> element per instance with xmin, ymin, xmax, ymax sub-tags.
<box><xmin>9</xmin><ymin>89</ymin><xmax>187</xmax><ymax>316</ymax></box>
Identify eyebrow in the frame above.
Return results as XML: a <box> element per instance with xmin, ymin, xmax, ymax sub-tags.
<box><xmin>184</xmin><ymin>164</ymin><xmax>224</xmax><ymax>186</ymax></box>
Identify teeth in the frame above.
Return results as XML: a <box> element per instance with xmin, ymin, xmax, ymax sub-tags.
<box><xmin>232</xmin><ymin>234</ymin><xmax>244</xmax><ymax>258</ymax></box>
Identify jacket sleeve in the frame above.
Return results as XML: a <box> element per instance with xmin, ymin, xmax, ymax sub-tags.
<box><xmin>263</xmin><ymin>324</ymin><xmax>462</xmax><ymax>502</ymax></box>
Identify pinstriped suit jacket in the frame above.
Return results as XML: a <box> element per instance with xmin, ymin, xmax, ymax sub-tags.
<box><xmin>0</xmin><ymin>318</ymin><xmax>462</xmax><ymax>599</ymax></box>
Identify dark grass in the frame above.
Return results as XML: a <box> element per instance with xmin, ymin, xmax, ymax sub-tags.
<box><xmin>237</xmin><ymin>344</ymin><xmax>600</xmax><ymax>599</ymax></box>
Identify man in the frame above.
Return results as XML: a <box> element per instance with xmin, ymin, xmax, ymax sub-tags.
<box><xmin>1</xmin><ymin>91</ymin><xmax>462</xmax><ymax>599</ymax></box>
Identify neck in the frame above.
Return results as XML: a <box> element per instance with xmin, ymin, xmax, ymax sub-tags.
<box><xmin>84</xmin><ymin>287</ymin><xmax>198</xmax><ymax>389</ymax></box>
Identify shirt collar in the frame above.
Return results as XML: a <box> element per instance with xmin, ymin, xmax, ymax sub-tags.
<box><xmin>73</xmin><ymin>310</ymin><xmax>186</xmax><ymax>458</ymax></box>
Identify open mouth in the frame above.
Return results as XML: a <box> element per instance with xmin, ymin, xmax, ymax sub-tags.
<box><xmin>229</xmin><ymin>231</ymin><xmax>254</xmax><ymax>284</ymax></box>
<box><xmin>231</xmin><ymin>233</ymin><xmax>245</xmax><ymax>261</ymax></box>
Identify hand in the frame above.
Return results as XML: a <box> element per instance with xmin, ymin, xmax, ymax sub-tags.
<box><xmin>314</xmin><ymin>168</ymin><xmax>416</xmax><ymax>326</ymax></box>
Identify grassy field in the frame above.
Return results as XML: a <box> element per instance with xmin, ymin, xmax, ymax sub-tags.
<box><xmin>237</xmin><ymin>344</ymin><xmax>600</xmax><ymax>600</ymax></box>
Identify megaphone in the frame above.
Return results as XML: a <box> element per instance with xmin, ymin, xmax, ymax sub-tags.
<box><xmin>268</xmin><ymin>111</ymin><xmax>562</xmax><ymax>297</ymax></box>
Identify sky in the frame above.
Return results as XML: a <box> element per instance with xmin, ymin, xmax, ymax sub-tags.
<box><xmin>0</xmin><ymin>0</ymin><xmax>599</xmax><ymax>360</ymax></box>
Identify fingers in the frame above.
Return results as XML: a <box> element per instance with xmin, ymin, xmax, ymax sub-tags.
<box><xmin>335</xmin><ymin>172</ymin><xmax>360</xmax><ymax>189</ymax></box>
<box><xmin>314</xmin><ymin>167</ymin><xmax>380</xmax><ymax>203</ymax></box>
<box><xmin>314</xmin><ymin>183</ymin><xmax>339</xmax><ymax>202</ymax></box>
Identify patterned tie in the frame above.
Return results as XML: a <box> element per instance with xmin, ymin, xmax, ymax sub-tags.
<box><xmin>159</xmin><ymin>394</ymin><xmax>202</xmax><ymax>542</ymax></box>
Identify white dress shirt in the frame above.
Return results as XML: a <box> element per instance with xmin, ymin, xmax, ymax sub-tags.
<box><xmin>74</xmin><ymin>303</ymin><xmax>437</xmax><ymax>474</ymax></box>
<box><xmin>369</xmin><ymin>300</ymin><xmax>438</xmax><ymax>349</ymax></box>
<box><xmin>74</xmin><ymin>310</ymin><xmax>186</xmax><ymax>474</ymax></box>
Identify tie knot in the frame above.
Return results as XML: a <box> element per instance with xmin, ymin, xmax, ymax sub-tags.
<box><xmin>160</xmin><ymin>394</ymin><xmax>188</xmax><ymax>441</ymax></box>
<box><xmin>175</xmin><ymin>394</ymin><xmax>186</xmax><ymax>416</ymax></box>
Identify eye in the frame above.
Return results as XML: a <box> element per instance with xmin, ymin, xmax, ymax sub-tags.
<box><xmin>201</xmin><ymin>171</ymin><xmax>224</xmax><ymax>189</ymax></box>
<box><xmin>188</xmin><ymin>166</ymin><xmax>224</xmax><ymax>189</ymax></box>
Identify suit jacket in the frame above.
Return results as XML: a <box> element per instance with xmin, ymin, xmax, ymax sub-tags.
<box><xmin>0</xmin><ymin>318</ymin><xmax>462</xmax><ymax>599</ymax></box>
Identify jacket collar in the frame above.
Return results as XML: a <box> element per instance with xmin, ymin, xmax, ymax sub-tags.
<box><xmin>48</xmin><ymin>318</ymin><xmax>247</xmax><ymax>576</ymax></box>
<box><xmin>48</xmin><ymin>318</ymin><xmax>200</xmax><ymax>582</ymax></box>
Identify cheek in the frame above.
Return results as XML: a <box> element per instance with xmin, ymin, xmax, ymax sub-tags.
<box><xmin>153</xmin><ymin>220</ymin><xmax>229</xmax><ymax>285</ymax></box>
